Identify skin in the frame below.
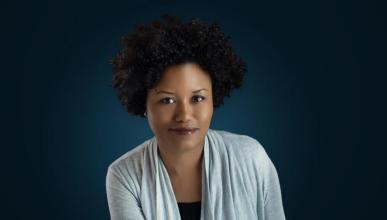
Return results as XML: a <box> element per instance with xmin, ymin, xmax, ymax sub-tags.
<box><xmin>145</xmin><ymin>62</ymin><xmax>213</xmax><ymax>202</ymax></box>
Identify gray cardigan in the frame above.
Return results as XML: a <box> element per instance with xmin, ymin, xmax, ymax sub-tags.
<box><xmin>106</xmin><ymin>129</ymin><xmax>286</xmax><ymax>220</ymax></box>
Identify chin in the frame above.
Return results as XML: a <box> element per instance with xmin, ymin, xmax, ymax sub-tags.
<box><xmin>171</xmin><ymin>139</ymin><xmax>200</xmax><ymax>150</ymax></box>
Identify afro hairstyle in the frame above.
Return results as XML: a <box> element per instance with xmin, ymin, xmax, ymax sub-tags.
<box><xmin>110</xmin><ymin>14</ymin><xmax>247</xmax><ymax>118</ymax></box>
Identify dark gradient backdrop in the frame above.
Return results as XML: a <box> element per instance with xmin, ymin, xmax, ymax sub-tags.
<box><xmin>2</xmin><ymin>0</ymin><xmax>386</xmax><ymax>219</ymax></box>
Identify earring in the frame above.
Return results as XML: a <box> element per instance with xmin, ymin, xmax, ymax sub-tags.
<box><xmin>144</xmin><ymin>112</ymin><xmax>147</xmax><ymax>117</ymax></box>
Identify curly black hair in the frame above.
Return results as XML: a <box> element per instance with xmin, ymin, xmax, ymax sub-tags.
<box><xmin>110</xmin><ymin>14</ymin><xmax>247</xmax><ymax>118</ymax></box>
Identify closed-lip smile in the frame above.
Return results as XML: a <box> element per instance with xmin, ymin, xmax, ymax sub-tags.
<box><xmin>169</xmin><ymin>127</ymin><xmax>199</xmax><ymax>135</ymax></box>
<box><xmin>169</xmin><ymin>127</ymin><xmax>199</xmax><ymax>137</ymax></box>
<box><xmin>169</xmin><ymin>127</ymin><xmax>198</xmax><ymax>132</ymax></box>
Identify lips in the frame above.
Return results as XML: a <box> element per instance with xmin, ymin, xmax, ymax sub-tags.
<box><xmin>169</xmin><ymin>127</ymin><xmax>198</xmax><ymax>132</ymax></box>
<box><xmin>169</xmin><ymin>127</ymin><xmax>199</xmax><ymax>136</ymax></box>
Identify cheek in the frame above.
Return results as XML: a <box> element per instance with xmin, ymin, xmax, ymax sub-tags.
<box><xmin>152</xmin><ymin>107</ymin><xmax>174</xmax><ymax>121</ymax></box>
<box><xmin>148</xmin><ymin>117</ymin><xmax>169</xmax><ymax>138</ymax></box>
<box><xmin>148</xmin><ymin>108</ymin><xmax>173</xmax><ymax>129</ymax></box>
<box><xmin>196</xmin><ymin>103</ymin><xmax>213</xmax><ymax>122</ymax></box>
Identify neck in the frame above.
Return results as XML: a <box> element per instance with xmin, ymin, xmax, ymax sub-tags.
<box><xmin>157</xmin><ymin>140</ymin><xmax>204</xmax><ymax>178</ymax></box>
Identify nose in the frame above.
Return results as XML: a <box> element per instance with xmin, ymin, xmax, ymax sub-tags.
<box><xmin>175</xmin><ymin>99</ymin><xmax>193</xmax><ymax>122</ymax></box>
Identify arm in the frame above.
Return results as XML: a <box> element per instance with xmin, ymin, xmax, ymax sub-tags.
<box><xmin>106</xmin><ymin>165</ymin><xmax>146</xmax><ymax>220</ymax></box>
<box><xmin>262</xmin><ymin>154</ymin><xmax>286</xmax><ymax>220</ymax></box>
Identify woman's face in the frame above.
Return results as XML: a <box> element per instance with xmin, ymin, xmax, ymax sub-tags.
<box><xmin>146</xmin><ymin>62</ymin><xmax>213</xmax><ymax>153</ymax></box>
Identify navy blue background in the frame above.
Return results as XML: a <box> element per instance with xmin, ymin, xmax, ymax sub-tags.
<box><xmin>2</xmin><ymin>0</ymin><xmax>386</xmax><ymax>219</ymax></box>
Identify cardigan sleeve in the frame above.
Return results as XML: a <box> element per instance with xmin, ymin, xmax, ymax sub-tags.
<box><xmin>106</xmin><ymin>165</ymin><xmax>146</xmax><ymax>220</ymax></box>
<box><xmin>259</xmin><ymin>146</ymin><xmax>286</xmax><ymax>220</ymax></box>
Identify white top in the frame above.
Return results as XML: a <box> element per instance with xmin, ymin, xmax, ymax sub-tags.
<box><xmin>106</xmin><ymin>128</ymin><xmax>286</xmax><ymax>220</ymax></box>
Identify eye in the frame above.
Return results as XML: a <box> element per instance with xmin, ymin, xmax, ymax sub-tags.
<box><xmin>192</xmin><ymin>95</ymin><xmax>205</xmax><ymax>102</ymax></box>
<box><xmin>160</xmin><ymin>97</ymin><xmax>175</xmax><ymax>104</ymax></box>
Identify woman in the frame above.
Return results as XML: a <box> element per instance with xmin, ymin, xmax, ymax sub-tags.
<box><xmin>106</xmin><ymin>14</ymin><xmax>286</xmax><ymax>220</ymax></box>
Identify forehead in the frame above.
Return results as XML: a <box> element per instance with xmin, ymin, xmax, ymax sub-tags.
<box><xmin>155</xmin><ymin>63</ymin><xmax>212</xmax><ymax>90</ymax></box>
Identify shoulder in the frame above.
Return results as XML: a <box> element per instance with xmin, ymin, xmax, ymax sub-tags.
<box><xmin>109</xmin><ymin>140</ymin><xmax>147</xmax><ymax>169</ymax></box>
<box><xmin>212</xmin><ymin>129</ymin><xmax>260</xmax><ymax>144</ymax></box>
<box><xmin>106</xmin><ymin>137</ymin><xmax>153</xmax><ymax>188</ymax></box>
<box><xmin>208</xmin><ymin>129</ymin><xmax>272</xmax><ymax>170</ymax></box>
<box><xmin>208</xmin><ymin>128</ymin><xmax>266</xmax><ymax>155</ymax></box>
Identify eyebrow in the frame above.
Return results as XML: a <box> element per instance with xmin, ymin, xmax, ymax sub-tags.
<box><xmin>155</xmin><ymin>88</ymin><xmax>207</xmax><ymax>95</ymax></box>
